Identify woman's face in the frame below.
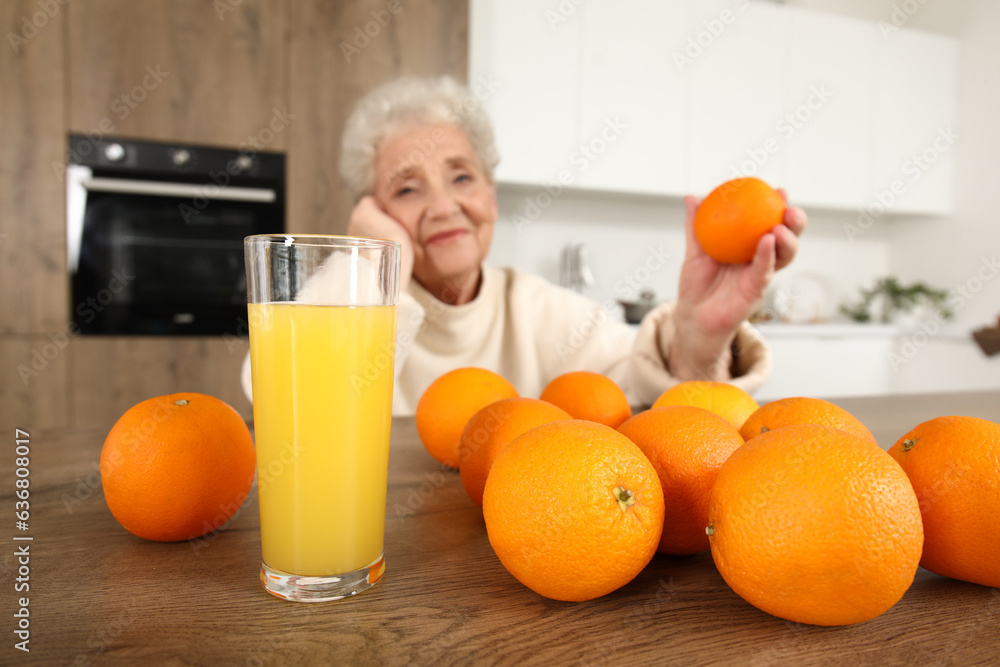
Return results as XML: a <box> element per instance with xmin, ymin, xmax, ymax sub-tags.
<box><xmin>372</xmin><ymin>123</ymin><xmax>497</xmax><ymax>296</ymax></box>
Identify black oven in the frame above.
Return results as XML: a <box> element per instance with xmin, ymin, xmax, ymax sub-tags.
<box><xmin>66</xmin><ymin>135</ymin><xmax>285</xmax><ymax>335</ymax></box>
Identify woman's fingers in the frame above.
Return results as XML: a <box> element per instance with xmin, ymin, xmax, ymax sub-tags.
<box><xmin>748</xmin><ymin>232</ymin><xmax>777</xmax><ymax>295</ymax></box>
<box><xmin>772</xmin><ymin>222</ymin><xmax>800</xmax><ymax>270</ymax></box>
<box><xmin>683</xmin><ymin>194</ymin><xmax>705</xmax><ymax>260</ymax></box>
<box><xmin>783</xmin><ymin>205</ymin><xmax>808</xmax><ymax>238</ymax></box>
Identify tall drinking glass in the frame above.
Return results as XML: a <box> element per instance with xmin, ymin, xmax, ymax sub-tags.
<box><xmin>245</xmin><ymin>235</ymin><xmax>400</xmax><ymax>602</ymax></box>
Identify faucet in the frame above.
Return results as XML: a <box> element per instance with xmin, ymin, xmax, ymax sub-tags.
<box><xmin>559</xmin><ymin>244</ymin><xmax>595</xmax><ymax>293</ymax></box>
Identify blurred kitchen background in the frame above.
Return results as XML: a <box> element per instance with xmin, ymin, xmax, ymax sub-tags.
<box><xmin>2</xmin><ymin>0</ymin><xmax>998</xmax><ymax>435</ymax></box>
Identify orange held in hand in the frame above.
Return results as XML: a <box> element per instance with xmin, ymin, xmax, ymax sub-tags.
<box><xmin>652</xmin><ymin>380</ymin><xmax>758</xmax><ymax>431</ymax></box>
<box><xmin>459</xmin><ymin>397</ymin><xmax>571</xmax><ymax>507</ymax></box>
<box><xmin>740</xmin><ymin>396</ymin><xmax>877</xmax><ymax>445</ymax></box>
<box><xmin>483</xmin><ymin>420</ymin><xmax>664</xmax><ymax>602</ymax></box>
<box><xmin>707</xmin><ymin>424</ymin><xmax>923</xmax><ymax>626</ymax></box>
<box><xmin>416</xmin><ymin>367</ymin><xmax>519</xmax><ymax>469</ymax></box>
<box><xmin>888</xmin><ymin>415</ymin><xmax>1000</xmax><ymax>588</ymax></box>
<box><xmin>100</xmin><ymin>392</ymin><xmax>256</xmax><ymax>542</ymax></box>
<box><xmin>539</xmin><ymin>370</ymin><xmax>632</xmax><ymax>428</ymax></box>
<box><xmin>618</xmin><ymin>406</ymin><xmax>744</xmax><ymax>555</ymax></box>
<box><xmin>694</xmin><ymin>177</ymin><xmax>786</xmax><ymax>264</ymax></box>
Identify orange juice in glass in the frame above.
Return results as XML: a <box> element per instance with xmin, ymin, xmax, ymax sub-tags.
<box><xmin>245</xmin><ymin>235</ymin><xmax>400</xmax><ymax>602</ymax></box>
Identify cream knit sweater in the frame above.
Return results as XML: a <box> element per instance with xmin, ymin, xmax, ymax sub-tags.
<box><xmin>242</xmin><ymin>264</ymin><xmax>771</xmax><ymax>415</ymax></box>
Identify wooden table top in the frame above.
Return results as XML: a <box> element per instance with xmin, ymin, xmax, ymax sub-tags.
<box><xmin>12</xmin><ymin>390</ymin><xmax>1000</xmax><ymax>665</ymax></box>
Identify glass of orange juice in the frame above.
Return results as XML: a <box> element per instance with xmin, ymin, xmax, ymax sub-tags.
<box><xmin>244</xmin><ymin>234</ymin><xmax>400</xmax><ymax>602</ymax></box>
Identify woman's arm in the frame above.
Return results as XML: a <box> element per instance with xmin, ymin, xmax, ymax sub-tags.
<box><xmin>668</xmin><ymin>191</ymin><xmax>807</xmax><ymax>382</ymax></box>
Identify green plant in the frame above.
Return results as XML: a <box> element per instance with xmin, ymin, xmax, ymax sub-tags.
<box><xmin>840</xmin><ymin>277</ymin><xmax>953</xmax><ymax>323</ymax></box>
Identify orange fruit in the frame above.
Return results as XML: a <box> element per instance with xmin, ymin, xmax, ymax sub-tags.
<box><xmin>888</xmin><ymin>416</ymin><xmax>1000</xmax><ymax>588</ymax></box>
<box><xmin>459</xmin><ymin>397</ymin><xmax>572</xmax><ymax>507</ymax></box>
<box><xmin>707</xmin><ymin>424</ymin><xmax>923</xmax><ymax>626</ymax></box>
<box><xmin>100</xmin><ymin>392</ymin><xmax>256</xmax><ymax>542</ymax></box>
<box><xmin>694</xmin><ymin>176</ymin><xmax>786</xmax><ymax>264</ymax></box>
<box><xmin>539</xmin><ymin>371</ymin><xmax>632</xmax><ymax>428</ymax></box>
<box><xmin>652</xmin><ymin>381</ymin><xmax>759</xmax><ymax>430</ymax></box>
<box><xmin>483</xmin><ymin>420</ymin><xmax>664</xmax><ymax>601</ymax></box>
<box><xmin>740</xmin><ymin>396</ymin><xmax>877</xmax><ymax>446</ymax></box>
<box><xmin>416</xmin><ymin>367</ymin><xmax>518</xmax><ymax>468</ymax></box>
<box><xmin>618</xmin><ymin>406</ymin><xmax>744</xmax><ymax>555</ymax></box>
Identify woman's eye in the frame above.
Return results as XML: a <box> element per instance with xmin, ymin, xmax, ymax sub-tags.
<box><xmin>454</xmin><ymin>173</ymin><xmax>471</xmax><ymax>184</ymax></box>
<box><xmin>395</xmin><ymin>186</ymin><xmax>415</xmax><ymax>197</ymax></box>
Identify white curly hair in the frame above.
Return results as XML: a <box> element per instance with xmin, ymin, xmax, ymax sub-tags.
<box><xmin>339</xmin><ymin>75</ymin><xmax>500</xmax><ymax>201</ymax></box>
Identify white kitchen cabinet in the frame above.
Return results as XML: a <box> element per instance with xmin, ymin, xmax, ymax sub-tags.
<box><xmin>873</xmin><ymin>28</ymin><xmax>959</xmax><ymax>215</ymax></box>
<box><xmin>783</xmin><ymin>9</ymin><xmax>881</xmax><ymax>210</ymax></box>
<box><xmin>686</xmin><ymin>0</ymin><xmax>789</xmax><ymax>196</ymax></box>
<box><xmin>756</xmin><ymin>324</ymin><xmax>995</xmax><ymax>402</ymax></box>
<box><xmin>468</xmin><ymin>1</ymin><xmax>958</xmax><ymax>214</ymax></box>
<box><xmin>756</xmin><ymin>334</ymin><xmax>898</xmax><ymax>401</ymax></box>
<box><xmin>576</xmin><ymin>1</ymin><xmax>688</xmax><ymax>196</ymax></box>
<box><xmin>468</xmin><ymin>0</ymin><xmax>581</xmax><ymax>185</ymax></box>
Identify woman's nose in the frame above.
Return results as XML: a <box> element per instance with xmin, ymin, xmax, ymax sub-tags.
<box><xmin>425</xmin><ymin>185</ymin><xmax>460</xmax><ymax>221</ymax></box>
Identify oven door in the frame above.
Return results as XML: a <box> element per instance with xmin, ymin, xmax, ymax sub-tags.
<box><xmin>67</xmin><ymin>164</ymin><xmax>283</xmax><ymax>335</ymax></box>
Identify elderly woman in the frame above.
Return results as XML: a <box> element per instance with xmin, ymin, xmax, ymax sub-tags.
<box><xmin>244</xmin><ymin>75</ymin><xmax>806</xmax><ymax>414</ymax></box>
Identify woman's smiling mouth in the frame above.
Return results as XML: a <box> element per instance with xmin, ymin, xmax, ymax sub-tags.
<box><xmin>425</xmin><ymin>228</ymin><xmax>469</xmax><ymax>245</ymax></box>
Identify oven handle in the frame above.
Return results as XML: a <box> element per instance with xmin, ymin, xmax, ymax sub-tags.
<box><xmin>82</xmin><ymin>177</ymin><xmax>277</xmax><ymax>203</ymax></box>
<box><xmin>66</xmin><ymin>164</ymin><xmax>90</xmax><ymax>274</ymax></box>
<box><xmin>66</xmin><ymin>167</ymin><xmax>278</xmax><ymax>273</ymax></box>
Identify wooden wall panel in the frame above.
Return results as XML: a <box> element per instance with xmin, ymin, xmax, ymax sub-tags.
<box><xmin>70</xmin><ymin>338</ymin><xmax>252</xmax><ymax>432</ymax></box>
<box><xmin>288</xmin><ymin>0</ymin><xmax>469</xmax><ymax>234</ymax></box>
<box><xmin>0</xmin><ymin>0</ymin><xmax>68</xmax><ymax>335</ymax></box>
<box><xmin>67</xmin><ymin>0</ymin><xmax>288</xmax><ymax>149</ymax></box>
<box><xmin>0</xmin><ymin>338</ymin><xmax>69</xmax><ymax>434</ymax></box>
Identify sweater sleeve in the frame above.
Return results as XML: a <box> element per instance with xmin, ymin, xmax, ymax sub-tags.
<box><xmin>628</xmin><ymin>301</ymin><xmax>772</xmax><ymax>407</ymax></box>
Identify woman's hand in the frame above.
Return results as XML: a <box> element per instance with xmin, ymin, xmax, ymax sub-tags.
<box><xmin>668</xmin><ymin>190</ymin><xmax>807</xmax><ymax>380</ymax></box>
<box><xmin>347</xmin><ymin>196</ymin><xmax>415</xmax><ymax>292</ymax></box>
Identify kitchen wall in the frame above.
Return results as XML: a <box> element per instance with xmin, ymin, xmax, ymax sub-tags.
<box><xmin>0</xmin><ymin>0</ymin><xmax>467</xmax><ymax>435</ymax></box>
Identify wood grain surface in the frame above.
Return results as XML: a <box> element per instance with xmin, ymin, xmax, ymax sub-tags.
<box><xmin>68</xmin><ymin>0</ymin><xmax>289</xmax><ymax>148</ymax></box>
<box><xmin>9</xmin><ymin>391</ymin><xmax>1000</xmax><ymax>666</ymax></box>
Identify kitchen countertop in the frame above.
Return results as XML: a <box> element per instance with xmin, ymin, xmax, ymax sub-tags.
<box><xmin>752</xmin><ymin>321</ymin><xmax>974</xmax><ymax>341</ymax></box>
<box><xmin>14</xmin><ymin>390</ymin><xmax>1000</xmax><ymax>665</ymax></box>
